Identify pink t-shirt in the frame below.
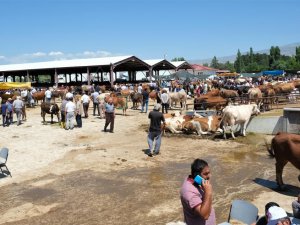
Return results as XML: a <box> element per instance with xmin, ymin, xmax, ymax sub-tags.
<box><xmin>180</xmin><ymin>177</ymin><xmax>216</xmax><ymax>225</ymax></box>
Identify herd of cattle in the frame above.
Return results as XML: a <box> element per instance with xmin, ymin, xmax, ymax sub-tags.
<box><xmin>0</xmin><ymin>81</ymin><xmax>300</xmax><ymax>190</ymax></box>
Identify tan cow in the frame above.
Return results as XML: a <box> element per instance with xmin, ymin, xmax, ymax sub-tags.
<box><xmin>267</xmin><ymin>132</ymin><xmax>300</xmax><ymax>189</ymax></box>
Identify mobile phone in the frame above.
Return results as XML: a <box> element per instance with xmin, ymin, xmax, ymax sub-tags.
<box><xmin>194</xmin><ymin>175</ymin><xmax>205</xmax><ymax>185</ymax></box>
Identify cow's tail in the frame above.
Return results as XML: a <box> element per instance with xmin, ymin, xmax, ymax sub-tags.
<box><xmin>265</xmin><ymin>138</ymin><xmax>275</xmax><ymax>157</ymax></box>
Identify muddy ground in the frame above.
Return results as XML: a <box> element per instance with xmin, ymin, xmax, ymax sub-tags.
<box><xmin>0</xmin><ymin>100</ymin><xmax>299</xmax><ymax>225</ymax></box>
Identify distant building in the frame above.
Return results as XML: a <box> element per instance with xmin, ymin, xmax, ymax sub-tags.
<box><xmin>189</xmin><ymin>64</ymin><xmax>217</xmax><ymax>77</ymax></box>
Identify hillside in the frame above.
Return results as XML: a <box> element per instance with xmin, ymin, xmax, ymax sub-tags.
<box><xmin>189</xmin><ymin>42</ymin><xmax>300</xmax><ymax>64</ymax></box>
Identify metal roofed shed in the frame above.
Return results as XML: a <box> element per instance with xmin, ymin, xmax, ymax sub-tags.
<box><xmin>171</xmin><ymin>61</ymin><xmax>193</xmax><ymax>70</ymax></box>
<box><xmin>0</xmin><ymin>55</ymin><xmax>150</xmax><ymax>87</ymax></box>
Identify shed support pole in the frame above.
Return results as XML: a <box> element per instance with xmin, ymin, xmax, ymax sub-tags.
<box><xmin>2</xmin><ymin>72</ymin><xmax>4</xmax><ymax>82</ymax></box>
<box><xmin>87</xmin><ymin>67</ymin><xmax>90</xmax><ymax>85</ymax></box>
<box><xmin>54</xmin><ymin>69</ymin><xmax>58</xmax><ymax>87</ymax></box>
<box><xmin>110</xmin><ymin>64</ymin><xmax>114</xmax><ymax>88</ymax></box>
<box><xmin>149</xmin><ymin>66</ymin><xmax>153</xmax><ymax>82</ymax></box>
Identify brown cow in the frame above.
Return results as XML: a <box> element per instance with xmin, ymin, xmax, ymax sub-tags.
<box><xmin>194</xmin><ymin>96</ymin><xmax>228</xmax><ymax>111</ymax></box>
<box><xmin>41</xmin><ymin>102</ymin><xmax>60</xmax><ymax>123</ymax></box>
<box><xmin>130</xmin><ymin>92</ymin><xmax>143</xmax><ymax>110</ymax></box>
<box><xmin>273</xmin><ymin>82</ymin><xmax>295</xmax><ymax>94</ymax></box>
<box><xmin>182</xmin><ymin>115</ymin><xmax>223</xmax><ymax>135</ymax></box>
<box><xmin>32</xmin><ymin>91</ymin><xmax>45</xmax><ymax>105</ymax></box>
<box><xmin>220</xmin><ymin>89</ymin><xmax>239</xmax><ymax>100</ymax></box>
<box><xmin>105</xmin><ymin>95</ymin><xmax>127</xmax><ymax>116</ymax></box>
<box><xmin>267</xmin><ymin>132</ymin><xmax>300</xmax><ymax>189</ymax></box>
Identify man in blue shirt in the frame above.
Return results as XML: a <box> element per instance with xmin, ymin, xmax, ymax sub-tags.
<box><xmin>103</xmin><ymin>97</ymin><xmax>115</xmax><ymax>133</ymax></box>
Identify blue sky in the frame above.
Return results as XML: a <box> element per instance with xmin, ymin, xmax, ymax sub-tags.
<box><xmin>0</xmin><ymin>0</ymin><xmax>299</xmax><ymax>64</ymax></box>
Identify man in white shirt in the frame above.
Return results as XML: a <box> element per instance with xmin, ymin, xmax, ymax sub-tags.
<box><xmin>160</xmin><ymin>90</ymin><xmax>169</xmax><ymax>114</ymax></box>
<box><xmin>65</xmin><ymin>98</ymin><xmax>76</xmax><ymax>130</ymax></box>
<box><xmin>138</xmin><ymin>84</ymin><xmax>143</xmax><ymax>94</ymax></box>
<box><xmin>45</xmin><ymin>88</ymin><xmax>52</xmax><ymax>103</ymax></box>
<box><xmin>81</xmin><ymin>91</ymin><xmax>90</xmax><ymax>118</ymax></box>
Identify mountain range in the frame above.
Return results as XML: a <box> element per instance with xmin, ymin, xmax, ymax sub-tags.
<box><xmin>188</xmin><ymin>42</ymin><xmax>300</xmax><ymax>65</ymax></box>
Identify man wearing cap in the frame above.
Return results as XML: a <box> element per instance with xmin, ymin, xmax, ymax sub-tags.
<box><xmin>13</xmin><ymin>96</ymin><xmax>24</xmax><ymax>126</ymax></box>
<box><xmin>147</xmin><ymin>103</ymin><xmax>165</xmax><ymax>157</ymax></box>
<box><xmin>266</xmin><ymin>206</ymin><xmax>290</xmax><ymax>225</ymax></box>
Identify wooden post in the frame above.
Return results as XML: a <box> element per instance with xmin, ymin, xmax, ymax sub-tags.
<box><xmin>149</xmin><ymin>66</ymin><xmax>153</xmax><ymax>82</ymax></box>
<box><xmin>2</xmin><ymin>72</ymin><xmax>4</xmax><ymax>82</ymax></box>
<box><xmin>26</xmin><ymin>71</ymin><xmax>30</xmax><ymax>82</ymax></box>
<box><xmin>101</xmin><ymin>72</ymin><xmax>103</xmax><ymax>82</ymax></box>
<box><xmin>110</xmin><ymin>63</ymin><xmax>114</xmax><ymax>88</ymax></box>
<box><xmin>87</xmin><ymin>67</ymin><xmax>90</xmax><ymax>85</ymax></box>
<box><xmin>54</xmin><ymin>69</ymin><xmax>58</xmax><ymax>87</ymax></box>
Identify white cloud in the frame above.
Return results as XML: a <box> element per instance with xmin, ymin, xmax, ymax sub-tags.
<box><xmin>49</xmin><ymin>51</ymin><xmax>64</xmax><ymax>56</ymax></box>
<box><xmin>0</xmin><ymin>55</ymin><xmax>5</xmax><ymax>60</ymax></box>
<box><xmin>32</xmin><ymin>52</ymin><xmax>47</xmax><ymax>57</ymax></box>
<box><xmin>0</xmin><ymin>50</ymin><xmax>122</xmax><ymax>65</ymax></box>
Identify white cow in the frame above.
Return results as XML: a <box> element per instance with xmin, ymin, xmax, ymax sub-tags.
<box><xmin>221</xmin><ymin>104</ymin><xmax>260</xmax><ymax>139</ymax></box>
<box><xmin>169</xmin><ymin>90</ymin><xmax>187</xmax><ymax>110</ymax></box>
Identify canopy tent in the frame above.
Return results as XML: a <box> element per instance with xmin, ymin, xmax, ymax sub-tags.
<box><xmin>262</xmin><ymin>70</ymin><xmax>285</xmax><ymax>76</ymax></box>
<box><xmin>217</xmin><ymin>72</ymin><xmax>239</xmax><ymax>77</ymax></box>
<box><xmin>162</xmin><ymin>70</ymin><xmax>197</xmax><ymax>80</ymax></box>
<box><xmin>0</xmin><ymin>82</ymin><xmax>31</xmax><ymax>90</ymax></box>
<box><xmin>240</xmin><ymin>72</ymin><xmax>262</xmax><ymax>78</ymax></box>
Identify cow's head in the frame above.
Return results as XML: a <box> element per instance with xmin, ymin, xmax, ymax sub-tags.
<box><xmin>251</xmin><ymin>104</ymin><xmax>260</xmax><ymax>115</ymax></box>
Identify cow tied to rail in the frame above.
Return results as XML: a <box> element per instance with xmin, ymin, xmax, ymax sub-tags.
<box><xmin>267</xmin><ymin>132</ymin><xmax>300</xmax><ymax>190</ymax></box>
<box><xmin>221</xmin><ymin>104</ymin><xmax>260</xmax><ymax>139</ymax></box>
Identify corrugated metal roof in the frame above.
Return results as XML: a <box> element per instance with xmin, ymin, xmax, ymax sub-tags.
<box><xmin>0</xmin><ymin>55</ymin><xmax>133</xmax><ymax>72</ymax></box>
<box><xmin>144</xmin><ymin>59</ymin><xmax>164</xmax><ymax>66</ymax></box>
<box><xmin>191</xmin><ymin>64</ymin><xmax>217</xmax><ymax>71</ymax></box>
<box><xmin>170</xmin><ymin>61</ymin><xmax>186</xmax><ymax>67</ymax></box>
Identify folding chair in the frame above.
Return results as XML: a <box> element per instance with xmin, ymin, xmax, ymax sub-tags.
<box><xmin>228</xmin><ymin>199</ymin><xmax>258</xmax><ymax>225</ymax></box>
<box><xmin>0</xmin><ymin>147</ymin><xmax>12</xmax><ymax>177</ymax></box>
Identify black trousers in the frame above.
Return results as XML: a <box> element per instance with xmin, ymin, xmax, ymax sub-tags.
<box><xmin>104</xmin><ymin>112</ymin><xmax>114</xmax><ymax>132</ymax></box>
<box><xmin>83</xmin><ymin>103</ymin><xmax>89</xmax><ymax>117</ymax></box>
<box><xmin>93</xmin><ymin>102</ymin><xmax>100</xmax><ymax>116</ymax></box>
<box><xmin>162</xmin><ymin>103</ymin><xmax>169</xmax><ymax>114</ymax></box>
<box><xmin>76</xmin><ymin>114</ymin><xmax>82</xmax><ymax>128</ymax></box>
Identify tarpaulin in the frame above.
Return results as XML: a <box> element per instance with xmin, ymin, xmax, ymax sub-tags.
<box><xmin>0</xmin><ymin>82</ymin><xmax>31</xmax><ymax>90</ymax></box>
<box><xmin>262</xmin><ymin>70</ymin><xmax>285</xmax><ymax>76</ymax></box>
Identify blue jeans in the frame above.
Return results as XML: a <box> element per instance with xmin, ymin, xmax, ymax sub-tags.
<box><xmin>141</xmin><ymin>100</ymin><xmax>149</xmax><ymax>113</ymax></box>
<box><xmin>147</xmin><ymin>131</ymin><xmax>162</xmax><ymax>154</ymax></box>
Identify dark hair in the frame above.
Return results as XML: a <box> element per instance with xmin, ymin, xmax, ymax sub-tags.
<box><xmin>191</xmin><ymin>159</ymin><xmax>208</xmax><ymax>178</ymax></box>
<box><xmin>265</xmin><ymin>202</ymin><xmax>280</xmax><ymax>214</ymax></box>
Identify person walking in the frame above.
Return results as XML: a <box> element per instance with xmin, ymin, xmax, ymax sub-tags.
<box><xmin>81</xmin><ymin>91</ymin><xmax>90</xmax><ymax>118</ymax></box>
<box><xmin>60</xmin><ymin>97</ymin><xmax>68</xmax><ymax>129</ymax></box>
<box><xmin>75</xmin><ymin>95</ymin><xmax>83</xmax><ymax>128</ymax></box>
<box><xmin>65</xmin><ymin>97</ymin><xmax>76</xmax><ymax>130</ymax></box>
<box><xmin>147</xmin><ymin>103</ymin><xmax>165</xmax><ymax>157</ymax></box>
<box><xmin>6</xmin><ymin>98</ymin><xmax>13</xmax><ymax>126</ymax></box>
<box><xmin>45</xmin><ymin>87</ymin><xmax>52</xmax><ymax>103</ymax></box>
<box><xmin>91</xmin><ymin>90</ymin><xmax>100</xmax><ymax>116</ymax></box>
<box><xmin>1</xmin><ymin>100</ymin><xmax>8</xmax><ymax>127</ymax></box>
<box><xmin>160</xmin><ymin>89</ymin><xmax>169</xmax><ymax>114</ymax></box>
<box><xmin>103</xmin><ymin>97</ymin><xmax>115</xmax><ymax>133</ymax></box>
<box><xmin>12</xmin><ymin>96</ymin><xmax>24</xmax><ymax>126</ymax></box>
<box><xmin>141</xmin><ymin>88</ymin><xmax>149</xmax><ymax>113</ymax></box>
<box><xmin>180</xmin><ymin>158</ymin><xmax>216</xmax><ymax>225</ymax></box>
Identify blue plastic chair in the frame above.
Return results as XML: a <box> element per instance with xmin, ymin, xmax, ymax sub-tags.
<box><xmin>228</xmin><ymin>199</ymin><xmax>258</xmax><ymax>225</ymax></box>
<box><xmin>0</xmin><ymin>147</ymin><xmax>12</xmax><ymax>177</ymax></box>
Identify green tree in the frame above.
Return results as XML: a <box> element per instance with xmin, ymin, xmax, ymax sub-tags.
<box><xmin>234</xmin><ymin>49</ymin><xmax>244</xmax><ymax>72</ymax></box>
<box><xmin>210</xmin><ymin>56</ymin><xmax>219</xmax><ymax>69</ymax></box>
<box><xmin>171</xmin><ymin>57</ymin><xmax>185</xmax><ymax>61</ymax></box>
<box><xmin>203</xmin><ymin>63</ymin><xmax>209</xmax><ymax>67</ymax></box>
<box><xmin>296</xmin><ymin>46</ymin><xmax>300</xmax><ymax>63</ymax></box>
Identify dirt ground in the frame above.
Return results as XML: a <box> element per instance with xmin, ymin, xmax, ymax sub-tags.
<box><xmin>0</xmin><ymin>100</ymin><xmax>299</xmax><ymax>225</ymax></box>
